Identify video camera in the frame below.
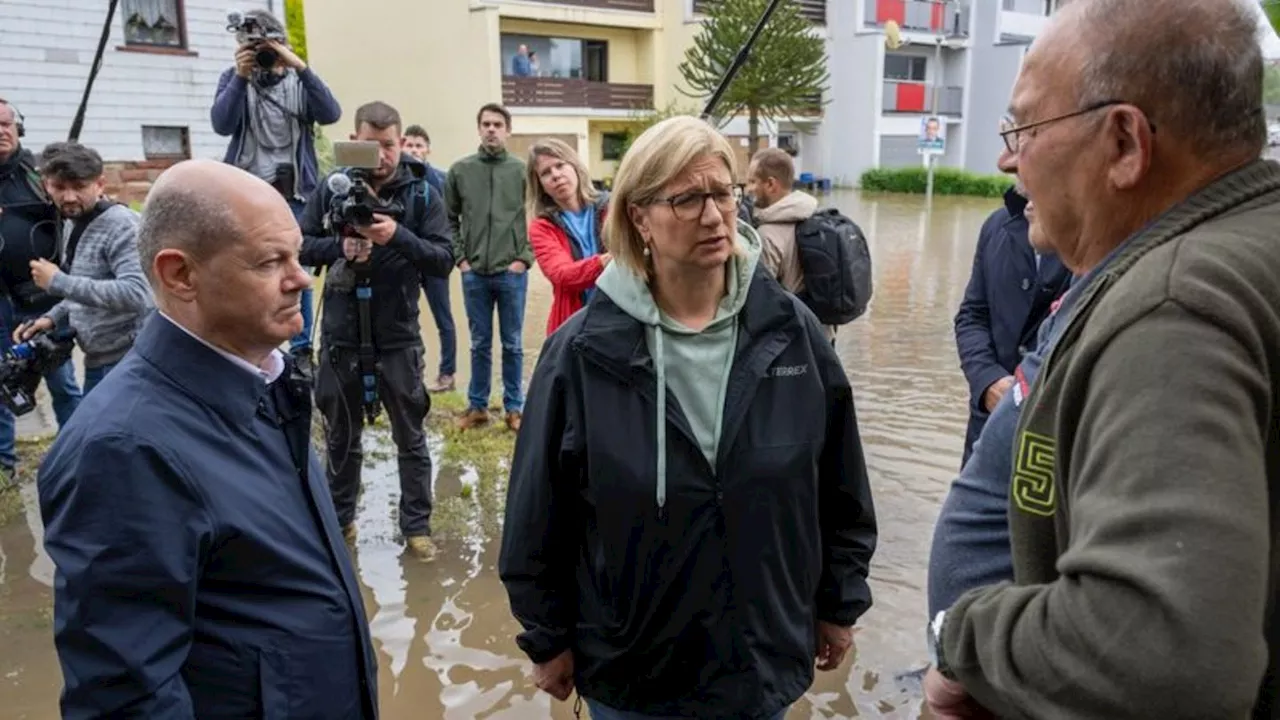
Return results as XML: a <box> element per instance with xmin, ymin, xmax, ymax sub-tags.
<box><xmin>226</xmin><ymin>11</ymin><xmax>287</xmax><ymax>70</ymax></box>
<box><xmin>324</xmin><ymin>141</ymin><xmax>405</xmax><ymax>241</ymax></box>
<box><xmin>0</xmin><ymin>327</ymin><xmax>76</xmax><ymax>417</ymax></box>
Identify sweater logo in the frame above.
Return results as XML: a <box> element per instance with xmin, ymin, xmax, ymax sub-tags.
<box><xmin>1013</xmin><ymin>430</ymin><xmax>1056</xmax><ymax>517</ymax></box>
<box><xmin>769</xmin><ymin>364</ymin><xmax>808</xmax><ymax>378</ymax></box>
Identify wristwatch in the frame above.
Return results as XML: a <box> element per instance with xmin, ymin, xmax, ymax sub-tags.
<box><xmin>926</xmin><ymin>610</ymin><xmax>956</xmax><ymax>679</ymax></box>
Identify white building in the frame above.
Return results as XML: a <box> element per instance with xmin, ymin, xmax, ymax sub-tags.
<box><xmin>2</xmin><ymin>0</ymin><xmax>277</xmax><ymax>167</ymax></box>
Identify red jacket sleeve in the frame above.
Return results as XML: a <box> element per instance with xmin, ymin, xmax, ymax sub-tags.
<box><xmin>530</xmin><ymin>217</ymin><xmax>605</xmax><ymax>294</ymax></box>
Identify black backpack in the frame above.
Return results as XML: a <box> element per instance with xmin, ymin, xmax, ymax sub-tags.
<box><xmin>793</xmin><ymin>208</ymin><xmax>873</xmax><ymax>326</ymax></box>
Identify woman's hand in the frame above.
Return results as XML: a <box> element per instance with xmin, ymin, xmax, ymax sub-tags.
<box><xmin>599</xmin><ymin>253</ymin><xmax>612</xmax><ymax>267</ymax></box>
<box><xmin>533</xmin><ymin>650</ymin><xmax>574</xmax><ymax>701</ymax></box>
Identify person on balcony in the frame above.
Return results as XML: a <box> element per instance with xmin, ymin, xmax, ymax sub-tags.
<box><xmin>511</xmin><ymin>45</ymin><xmax>532</xmax><ymax>77</ymax></box>
<box><xmin>526</xmin><ymin>138</ymin><xmax>610</xmax><ymax>335</ymax></box>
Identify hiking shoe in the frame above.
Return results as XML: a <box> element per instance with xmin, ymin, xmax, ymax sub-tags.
<box><xmin>505</xmin><ymin>411</ymin><xmax>522</xmax><ymax>432</ymax></box>
<box><xmin>427</xmin><ymin>374</ymin><xmax>455</xmax><ymax>393</ymax></box>
<box><xmin>406</xmin><ymin>535</ymin><xmax>438</xmax><ymax>562</ymax></box>
<box><xmin>457</xmin><ymin>408</ymin><xmax>489</xmax><ymax>430</ymax></box>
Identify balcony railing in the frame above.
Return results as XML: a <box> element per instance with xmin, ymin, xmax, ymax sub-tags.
<box><xmin>882</xmin><ymin>80</ymin><xmax>963</xmax><ymax>115</ymax></box>
<box><xmin>693</xmin><ymin>0</ymin><xmax>826</xmax><ymax>24</ymax></box>
<box><xmin>516</xmin><ymin>0</ymin><xmax>655</xmax><ymax>10</ymax></box>
<box><xmin>503</xmin><ymin>77</ymin><xmax>654</xmax><ymax>110</ymax></box>
<box><xmin>865</xmin><ymin>0</ymin><xmax>969</xmax><ymax>38</ymax></box>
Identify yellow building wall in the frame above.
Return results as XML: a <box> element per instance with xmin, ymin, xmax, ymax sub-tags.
<box><xmin>499</xmin><ymin>19</ymin><xmax>649</xmax><ymax>85</ymax></box>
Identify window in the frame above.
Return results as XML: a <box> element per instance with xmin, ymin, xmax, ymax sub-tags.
<box><xmin>123</xmin><ymin>0</ymin><xmax>186</xmax><ymax>48</ymax></box>
<box><xmin>602</xmin><ymin>133</ymin><xmax>628</xmax><ymax>161</ymax></box>
<box><xmin>501</xmin><ymin>34</ymin><xmax>609</xmax><ymax>82</ymax></box>
<box><xmin>142</xmin><ymin>126</ymin><xmax>190</xmax><ymax>160</ymax></box>
<box><xmin>884</xmin><ymin>54</ymin><xmax>927</xmax><ymax>82</ymax></box>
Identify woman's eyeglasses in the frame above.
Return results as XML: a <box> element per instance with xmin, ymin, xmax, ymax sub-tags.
<box><xmin>650</xmin><ymin>190</ymin><xmax>738</xmax><ymax>222</ymax></box>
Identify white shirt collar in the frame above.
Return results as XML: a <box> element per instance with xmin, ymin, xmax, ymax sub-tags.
<box><xmin>159</xmin><ymin>312</ymin><xmax>286</xmax><ymax>384</ymax></box>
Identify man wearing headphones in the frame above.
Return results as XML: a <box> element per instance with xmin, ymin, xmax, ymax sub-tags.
<box><xmin>0</xmin><ymin>98</ymin><xmax>84</xmax><ymax>480</ymax></box>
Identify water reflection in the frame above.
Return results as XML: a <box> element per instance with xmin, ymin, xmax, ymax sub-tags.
<box><xmin>0</xmin><ymin>189</ymin><xmax>1001</xmax><ymax>719</ymax></box>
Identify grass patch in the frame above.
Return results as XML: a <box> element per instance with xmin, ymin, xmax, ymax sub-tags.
<box><xmin>426</xmin><ymin>392</ymin><xmax>517</xmax><ymax>539</ymax></box>
<box><xmin>859</xmin><ymin>166</ymin><xmax>1014</xmax><ymax>198</ymax></box>
<box><xmin>0</xmin><ymin>435</ymin><xmax>55</xmax><ymax>527</ymax></box>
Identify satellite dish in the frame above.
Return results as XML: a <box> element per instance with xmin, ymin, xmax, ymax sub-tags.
<box><xmin>885</xmin><ymin>20</ymin><xmax>904</xmax><ymax>49</ymax></box>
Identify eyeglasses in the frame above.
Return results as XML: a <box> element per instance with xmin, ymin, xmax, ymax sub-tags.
<box><xmin>649</xmin><ymin>189</ymin><xmax>738</xmax><ymax>222</ymax></box>
<box><xmin>998</xmin><ymin>99</ymin><xmax>1154</xmax><ymax>154</ymax></box>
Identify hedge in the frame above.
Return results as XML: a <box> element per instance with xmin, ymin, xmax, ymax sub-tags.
<box><xmin>859</xmin><ymin>167</ymin><xmax>1014</xmax><ymax>198</ymax></box>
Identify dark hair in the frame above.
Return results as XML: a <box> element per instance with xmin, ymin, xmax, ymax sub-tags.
<box><xmin>477</xmin><ymin>103</ymin><xmax>512</xmax><ymax>129</ymax></box>
<box><xmin>243</xmin><ymin>9</ymin><xmax>286</xmax><ymax>36</ymax></box>
<box><xmin>39</xmin><ymin>141</ymin><xmax>104</xmax><ymax>183</ymax></box>
<box><xmin>404</xmin><ymin>124</ymin><xmax>430</xmax><ymax>143</ymax></box>
<box><xmin>749</xmin><ymin>147</ymin><xmax>795</xmax><ymax>189</ymax></box>
<box><xmin>354</xmin><ymin>101</ymin><xmax>402</xmax><ymax>132</ymax></box>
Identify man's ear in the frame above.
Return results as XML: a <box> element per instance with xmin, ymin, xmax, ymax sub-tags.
<box><xmin>152</xmin><ymin>249</ymin><xmax>198</xmax><ymax>304</ymax></box>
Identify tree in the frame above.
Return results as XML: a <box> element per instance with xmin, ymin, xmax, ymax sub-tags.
<box><xmin>619</xmin><ymin>101</ymin><xmax>700</xmax><ymax>159</ymax></box>
<box><xmin>1266</xmin><ymin>63</ymin><xmax>1280</xmax><ymax>106</ymax></box>
<box><xmin>285</xmin><ymin>0</ymin><xmax>308</xmax><ymax>62</ymax></box>
<box><xmin>678</xmin><ymin>0</ymin><xmax>828</xmax><ymax>154</ymax></box>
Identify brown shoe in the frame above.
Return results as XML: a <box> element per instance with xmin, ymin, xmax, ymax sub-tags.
<box><xmin>427</xmin><ymin>374</ymin><xmax>455</xmax><ymax>393</ymax></box>
<box><xmin>505</xmin><ymin>411</ymin><xmax>522</xmax><ymax>432</ymax></box>
<box><xmin>406</xmin><ymin>535</ymin><xmax>438</xmax><ymax>562</ymax></box>
<box><xmin>341</xmin><ymin>523</ymin><xmax>357</xmax><ymax>545</ymax></box>
<box><xmin>456</xmin><ymin>408</ymin><xmax>489</xmax><ymax>430</ymax></box>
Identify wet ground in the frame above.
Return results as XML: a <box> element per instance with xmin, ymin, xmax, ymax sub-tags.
<box><xmin>0</xmin><ymin>189</ymin><xmax>999</xmax><ymax>719</ymax></box>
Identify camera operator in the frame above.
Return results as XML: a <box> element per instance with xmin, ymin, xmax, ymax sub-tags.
<box><xmin>0</xmin><ymin>98</ymin><xmax>82</xmax><ymax>475</ymax></box>
<box><xmin>14</xmin><ymin>142</ymin><xmax>152</xmax><ymax>395</ymax></box>
<box><xmin>299</xmin><ymin>101</ymin><xmax>453</xmax><ymax>562</ymax></box>
<box><xmin>211</xmin><ymin>9</ymin><xmax>341</xmax><ymax>374</ymax></box>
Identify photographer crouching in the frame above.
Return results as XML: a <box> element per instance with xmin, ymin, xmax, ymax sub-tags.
<box><xmin>14</xmin><ymin>142</ymin><xmax>152</xmax><ymax>394</ymax></box>
<box><xmin>299</xmin><ymin>102</ymin><xmax>453</xmax><ymax>562</ymax></box>
<box><xmin>211</xmin><ymin>9</ymin><xmax>341</xmax><ymax>375</ymax></box>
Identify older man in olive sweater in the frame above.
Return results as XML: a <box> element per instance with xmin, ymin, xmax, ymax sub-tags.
<box><xmin>445</xmin><ymin>103</ymin><xmax>532</xmax><ymax>433</ymax></box>
<box><xmin>925</xmin><ymin>1</ymin><xmax>1280</xmax><ymax>718</ymax></box>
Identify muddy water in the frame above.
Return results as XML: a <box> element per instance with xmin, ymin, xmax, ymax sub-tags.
<box><xmin>0</xmin><ymin>189</ymin><xmax>999</xmax><ymax>719</ymax></box>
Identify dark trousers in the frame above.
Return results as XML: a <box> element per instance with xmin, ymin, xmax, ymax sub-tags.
<box><xmin>316</xmin><ymin>345</ymin><xmax>433</xmax><ymax>537</ymax></box>
<box><xmin>422</xmin><ymin>275</ymin><xmax>456</xmax><ymax>377</ymax></box>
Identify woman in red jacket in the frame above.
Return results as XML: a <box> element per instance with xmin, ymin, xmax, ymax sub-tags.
<box><xmin>526</xmin><ymin>138</ymin><xmax>611</xmax><ymax>335</ymax></box>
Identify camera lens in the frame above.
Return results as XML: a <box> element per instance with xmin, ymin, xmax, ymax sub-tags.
<box><xmin>255</xmin><ymin>47</ymin><xmax>277</xmax><ymax>69</ymax></box>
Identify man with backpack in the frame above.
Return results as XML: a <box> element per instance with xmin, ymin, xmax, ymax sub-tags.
<box><xmin>747</xmin><ymin>148</ymin><xmax>872</xmax><ymax>340</ymax></box>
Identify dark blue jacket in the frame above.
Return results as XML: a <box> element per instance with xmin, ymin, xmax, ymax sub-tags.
<box><xmin>425</xmin><ymin>162</ymin><xmax>447</xmax><ymax>197</ymax></box>
<box><xmin>953</xmin><ymin>188</ymin><xmax>1070</xmax><ymax>465</ymax></box>
<box><xmin>37</xmin><ymin>314</ymin><xmax>378</xmax><ymax>719</ymax></box>
<box><xmin>0</xmin><ymin>146</ymin><xmax>60</xmax><ymax>314</ymax></box>
<box><xmin>210</xmin><ymin>67</ymin><xmax>342</xmax><ymax>199</ymax></box>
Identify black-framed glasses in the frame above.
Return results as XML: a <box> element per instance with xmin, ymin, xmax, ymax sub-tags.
<box><xmin>999</xmin><ymin>99</ymin><xmax>1154</xmax><ymax>154</ymax></box>
<box><xmin>649</xmin><ymin>189</ymin><xmax>738</xmax><ymax>222</ymax></box>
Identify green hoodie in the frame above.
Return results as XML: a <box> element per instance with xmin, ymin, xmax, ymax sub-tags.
<box><xmin>595</xmin><ymin>221</ymin><xmax>762</xmax><ymax>510</ymax></box>
<box><xmin>444</xmin><ymin>145</ymin><xmax>534</xmax><ymax>274</ymax></box>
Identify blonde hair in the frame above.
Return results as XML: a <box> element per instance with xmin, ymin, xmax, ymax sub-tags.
<box><xmin>525</xmin><ymin>138</ymin><xmax>600</xmax><ymax>221</ymax></box>
<box><xmin>605</xmin><ymin>116</ymin><xmax>738</xmax><ymax>280</ymax></box>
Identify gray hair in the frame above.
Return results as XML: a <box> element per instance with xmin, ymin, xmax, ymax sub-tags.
<box><xmin>1070</xmin><ymin>0</ymin><xmax>1265</xmax><ymax>157</ymax></box>
<box><xmin>137</xmin><ymin>184</ymin><xmax>239</xmax><ymax>287</ymax></box>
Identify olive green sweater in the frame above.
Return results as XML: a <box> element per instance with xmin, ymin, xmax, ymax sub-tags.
<box><xmin>943</xmin><ymin>158</ymin><xmax>1280</xmax><ymax>719</ymax></box>
<box><xmin>444</xmin><ymin>146</ymin><xmax>534</xmax><ymax>274</ymax></box>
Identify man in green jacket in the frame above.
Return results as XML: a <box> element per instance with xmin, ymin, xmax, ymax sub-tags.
<box><xmin>925</xmin><ymin>0</ymin><xmax>1279</xmax><ymax>717</ymax></box>
<box><xmin>445</xmin><ymin>103</ymin><xmax>533</xmax><ymax>432</ymax></box>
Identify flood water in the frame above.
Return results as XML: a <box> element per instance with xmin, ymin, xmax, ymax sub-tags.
<box><xmin>0</xmin><ymin>189</ymin><xmax>1000</xmax><ymax>719</ymax></box>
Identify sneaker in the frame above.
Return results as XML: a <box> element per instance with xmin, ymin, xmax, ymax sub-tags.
<box><xmin>505</xmin><ymin>411</ymin><xmax>522</xmax><ymax>432</ymax></box>
<box><xmin>456</xmin><ymin>408</ymin><xmax>489</xmax><ymax>430</ymax></box>
<box><xmin>427</xmin><ymin>374</ymin><xmax>455</xmax><ymax>393</ymax></box>
<box><xmin>406</xmin><ymin>535</ymin><xmax>438</xmax><ymax>562</ymax></box>
<box><xmin>341</xmin><ymin>523</ymin><xmax>357</xmax><ymax>545</ymax></box>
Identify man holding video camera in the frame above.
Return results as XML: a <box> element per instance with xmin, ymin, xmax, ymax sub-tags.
<box><xmin>14</xmin><ymin>142</ymin><xmax>152</xmax><ymax>396</ymax></box>
<box><xmin>211</xmin><ymin>9</ymin><xmax>341</xmax><ymax>374</ymax></box>
<box><xmin>299</xmin><ymin>101</ymin><xmax>453</xmax><ymax>562</ymax></box>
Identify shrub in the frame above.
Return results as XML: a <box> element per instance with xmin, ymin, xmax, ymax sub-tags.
<box><xmin>859</xmin><ymin>166</ymin><xmax>1014</xmax><ymax>198</ymax></box>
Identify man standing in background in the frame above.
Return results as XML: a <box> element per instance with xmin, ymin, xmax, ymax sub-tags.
<box><xmin>447</xmin><ymin>103</ymin><xmax>532</xmax><ymax>432</ymax></box>
<box><xmin>403</xmin><ymin>124</ymin><xmax>456</xmax><ymax>393</ymax></box>
<box><xmin>210</xmin><ymin>8</ymin><xmax>342</xmax><ymax>376</ymax></box>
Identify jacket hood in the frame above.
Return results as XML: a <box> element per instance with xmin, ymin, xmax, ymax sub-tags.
<box><xmin>595</xmin><ymin>220</ymin><xmax>763</xmax><ymax>513</ymax></box>
<box><xmin>754</xmin><ymin>190</ymin><xmax>818</xmax><ymax>225</ymax></box>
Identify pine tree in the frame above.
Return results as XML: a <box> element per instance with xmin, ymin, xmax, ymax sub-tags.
<box><xmin>678</xmin><ymin>0</ymin><xmax>829</xmax><ymax>154</ymax></box>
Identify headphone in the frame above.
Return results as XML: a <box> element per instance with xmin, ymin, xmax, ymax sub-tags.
<box><xmin>0</xmin><ymin>98</ymin><xmax>24</xmax><ymax>137</ymax></box>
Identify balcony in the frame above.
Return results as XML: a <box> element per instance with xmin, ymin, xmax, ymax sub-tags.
<box><xmin>882</xmin><ymin>80</ymin><xmax>963</xmax><ymax>116</ymax></box>
<box><xmin>517</xmin><ymin>0</ymin><xmax>655</xmax><ymax>10</ymax></box>
<box><xmin>865</xmin><ymin>0</ymin><xmax>969</xmax><ymax>38</ymax></box>
<box><xmin>693</xmin><ymin>0</ymin><xmax>826</xmax><ymax>24</ymax></box>
<box><xmin>503</xmin><ymin>77</ymin><xmax>654</xmax><ymax>111</ymax></box>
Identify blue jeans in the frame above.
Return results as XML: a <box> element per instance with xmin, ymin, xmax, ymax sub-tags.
<box><xmin>83</xmin><ymin>362</ymin><xmax>118</xmax><ymax>396</ymax></box>
<box><xmin>585</xmin><ymin>700</ymin><xmax>788</xmax><ymax>720</ymax></box>
<box><xmin>287</xmin><ymin>198</ymin><xmax>314</xmax><ymax>353</ymax></box>
<box><xmin>461</xmin><ymin>270</ymin><xmax>526</xmax><ymax>413</ymax></box>
<box><xmin>0</xmin><ymin>301</ymin><xmax>83</xmax><ymax>470</ymax></box>
<box><xmin>423</xmin><ymin>275</ymin><xmax>456</xmax><ymax>376</ymax></box>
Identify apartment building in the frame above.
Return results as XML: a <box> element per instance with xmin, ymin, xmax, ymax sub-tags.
<box><xmin>2</xmin><ymin>0</ymin><xmax>277</xmax><ymax>200</ymax></box>
<box><xmin>304</xmin><ymin>0</ymin><xmax>830</xmax><ymax>181</ymax></box>
<box><xmin>822</xmin><ymin>0</ymin><xmax>1061</xmax><ymax>186</ymax></box>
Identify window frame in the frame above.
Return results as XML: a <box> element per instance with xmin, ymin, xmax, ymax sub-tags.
<box><xmin>141</xmin><ymin>125</ymin><xmax>192</xmax><ymax>161</ymax></box>
<box><xmin>120</xmin><ymin>0</ymin><xmax>190</xmax><ymax>53</ymax></box>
